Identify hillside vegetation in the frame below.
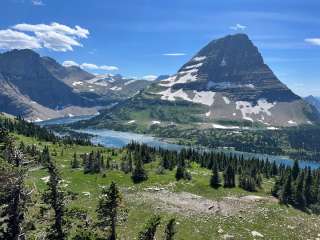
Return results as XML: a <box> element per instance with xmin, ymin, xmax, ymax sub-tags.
<box><xmin>1</xmin><ymin>117</ymin><xmax>320</xmax><ymax>239</ymax></box>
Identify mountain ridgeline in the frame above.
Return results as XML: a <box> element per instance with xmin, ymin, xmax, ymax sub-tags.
<box><xmin>0</xmin><ymin>49</ymin><xmax>153</xmax><ymax>121</ymax></box>
<box><xmin>81</xmin><ymin>34</ymin><xmax>320</xmax><ymax>131</ymax></box>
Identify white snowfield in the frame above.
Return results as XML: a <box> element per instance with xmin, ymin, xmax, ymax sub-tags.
<box><xmin>151</xmin><ymin>120</ymin><xmax>161</xmax><ymax>125</ymax></box>
<box><xmin>110</xmin><ymin>86</ymin><xmax>122</xmax><ymax>91</ymax></box>
<box><xmin>184</xmin><ymin>62</ymin><xmax>204</xmax><ymax>70</ymax></box>
<box><xmin>72</xmin><ymin>81</ymin><xmax>83</xmax><ymax>86</ymax></box>
<box><xmin>222</xmin><ymin>96</ymin><xmax>231</xmax><ymax>104</ymax></box>
<box><xmin>212</xmin><ymin>123</ymin><xmax>240</xmax><ymax>130</ymax></box>
<box><xmin>288</xmin><ymin>120</ymin><xmax>297</xmax><ymax>125</ymax></box>
<box><xmin>236</xmin><ymin>99</ymin><xmax>276</xmax><ymax>121</ymax></box>
<box><xmin>192</xmin><ymin>56</ymin><xmax>207</xmax><ymax>62</ymax></box>
<box><xmin>124</xmin><ymin>80</ymin><xmax>137</xmax><ymax>86</ymax></box>
<box><xmin>159</xmin><ymin>56</ymin><xmax>206</xmax><ymax>87</ymax></box>
<box><xmin>157</xmin><ymin>88</ymin><xmax>216</xmax><ymax>106</ymax></box>
<box><xmin>127</xmin><ymin>120</ymin><xmax>136</xmax><ymax>124</ymax></box>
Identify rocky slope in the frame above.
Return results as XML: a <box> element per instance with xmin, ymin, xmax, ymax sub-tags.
<box><xmin>0</xmin><ymin>49</ymin><xmax>153</xmax><ymax>121</ymax></box>
<box><xmin>305</xmin><ymin>95</ymin><xmax>320</xmax><ymax>113</ymax></box>
<box><xmin>83</xmin><ymin>34</ymin><xmax>319</xmax><ymax>130</ymax></box>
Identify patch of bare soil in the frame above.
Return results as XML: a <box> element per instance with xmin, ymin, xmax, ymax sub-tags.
<box><xmin>125</xmin><ymin>187</ymin><xmax>276</xmax><ymax>217</ymax></box>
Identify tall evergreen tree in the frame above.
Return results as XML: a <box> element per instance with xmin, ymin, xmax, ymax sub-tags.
<box><xmin>292</xmin><ymin>160</ymin><xmax>300</xmax><ymax>180</ymax></box>
<box><xmin>210</xmin><ymin>163</ymin><xmax>220</xmax><ymax>188</ymax></box>
<box><xmin>164</xmin><ymin>218</ymin><xmax>176</xmax><ymax>240</ymax></box>
<box><xmin>96</xmin><ymin>182</ymin><xmax>122</xmax><ymax>240</ymax></box>
<box><xmin>223</xmin><ymin>165</ymin><xmax>235</xmax><ymax>188</ymax></box>
<box><xmin>138</xmin><ymin>215</ymin><xmax>161</xmax><ymax>240</ymax></box>
<box><xmin>131</xmin><ymin>156</ymin><xmax>148</xmax><ymax>183</ymax></box>
<box><xmin>304</xmin><ymin>168</ymin><xmax>313</xmax><ymax>205</ymax></box>
<box><xmin>294</xmin><ymin>172</ymin><xmax>306</xmax><ymax>209</ymax></box>
<box><xmin>42</xmin><ymin>147</ymin><xmax>66</xmax><ymax>240</ymax></box>
<box><xmin>280</xmin><ymin>173</ymin><xmax>293</xmax><ymax>205</ymax></box>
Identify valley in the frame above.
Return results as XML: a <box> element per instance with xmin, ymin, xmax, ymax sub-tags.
<box><xmin>1</xmin><ymin>115</ymin><xmax>320</xmax><ymax>239</ymax></box>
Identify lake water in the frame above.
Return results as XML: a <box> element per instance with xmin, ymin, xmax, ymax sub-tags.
<box><xmin>38</xmin><ymin>116</ymin><xmax>320</xmax><ymax>169</ymax></box>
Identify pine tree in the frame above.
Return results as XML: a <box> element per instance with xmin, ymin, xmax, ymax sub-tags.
<box><xmin>292</xmin><ymin>159</ymin><xmax>300</xmax><ymax>180</ymax></box>
<box><xmin>280</xmin><ymin>173</ymin><xmax>293</xmax><ymax>205</ymax></box>
<box><xmin>210</xmin><ymin>163</ymin><xmax>220</xmax><ymax>188</ymax></box>
<box><xmin>131</xmin><ymin>156</ymin><xmax>148</xmax><ymax>183</ymax></box>
<box><xmin>42</xmin><ymin>147</ymin><xmax>67</xmax><ymax>240</ymax></box>
<box><xmin>294</xmin><ymin>172</ymin><xmax>306</xmax><ymax>209</ymax></box>
<box><xmin>138</xmin><ymin>215</ymin><xmax>161</xmax><ymax>240</ymax></box>
<box><xmin>304</xmin><ymin>168</ymin><xmax>313</xmax><ymax>205</ymax></box>
<box><xmin>223</xmin><ymin>165</ymin><xmax>235</xmax><ymax>188</ymax></box>
<box><xmin>71</xmin><ymin>152</ymin><xmax>80</xmax><ymax>169</ymax></box>
<box><xmin>0</xmin><ymin>150</ymin><xmax>27</xmax><ymax>240</ymax></box>
<box><xmin>164</xmin><ymin>218</ymin><xmax>176</xmax><ymax>240</ymax></box>
<box><xmin>96</xmin><ymin>182</ymin><xmax>122</xmax><ymax>240</ymax></box>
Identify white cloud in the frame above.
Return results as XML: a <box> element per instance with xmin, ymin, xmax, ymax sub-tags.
<box><xmin>31</xmin><ymin>0</ymin><xmax>44</xmax><ymax>6</ymax></box>
<box><xmin>143</xmin><ymin>75</ymin><xmax>158</xmax><ymax>81</ymax></box>
<box><xmin>0</xmin><ymin>22</ymin><xmax>89</xmax><ymax>52</ymax></box>
<box><xmin>162</xmin><ymin>53</ymin><xmax>186</xmax><ymax>56</ymax></box>
<box><xmin>99</xmin><ymin>65</ymin><xmax>119</xmax><ymax>71</ymax></box>
<box><xmin>229</xmin><ymin>23</ymin><xmax>247</xmax><ymax>31</ymax></box>
<box><xmin>305</xmin><ymin>38</ymin><xmax>320</xmax><ymax>46</ymax></box>
<box><xmin>81</xmin><ymin>63</ymin><xmax>119</xmax><ymax>71</ymax></box>
<box><xmin>0</xmin><ymin>29</ymin><xmax>41</xmax><ymax>50</ymax></box>
<box><xmin>62</xmin><ymin>60</ymin><xmax>79</xmax><ymax>67</ymax></box>
<box><xmin>63</xmin><ymin>61</ymin><xmax>119</xmax><ymax>71</ymax></box>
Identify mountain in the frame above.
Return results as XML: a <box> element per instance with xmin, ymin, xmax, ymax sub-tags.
<box><xmin>82</xmin><ymin>34</ymin><xmax>319</xmax><ymax>130</ymax></box>
<box><xmin>0</xmin><ymin>49</ymin><xmax>99</xmax><ymax>121</ymax></box>
<box><xmin>305</xmin><ymin>95</ymin><xmax>320</xmax><ymax>113</ymax></box>
<box><xmin>0</xmin><ymin>49</ymin><xmax>155</xmax><ymax>121</ymax></box>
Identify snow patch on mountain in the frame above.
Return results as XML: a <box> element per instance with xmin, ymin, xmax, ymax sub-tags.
<box><xmin>157</xmin><ymin>88</ymin><xmax>216</xmax><ymax>106</ymax></box>
<box><xmin>193</xmin><ymin>56</ymin><xmax>207</xmax><ymax>62</ymax></box>
<box><xmin>72</xmin><ymin>81</ymin><xmax>83</xmax><ymax>86</ymax></box>
<box><xmin>192</xmin><ymin>91</ymin><xmax>216</xmax><ymax>106</ymax></box>
<box><xmin>236</xmin><ymin>100</ymin><xmax>276</xmax><ymax>121</ymax></box>
<box><xmin>110</xmin><ymin>86</ymin><xmax>122</xmax><ymax>91</ymax></box>
<box><xmin>124</xmin><ymin>80</ymin><xmax>137</xmax><ymax>86</ymax></box>
<box><xmin>223</xmin><ymin>96</ymin><xmax>231</xmax><ymax>104</ymax></box>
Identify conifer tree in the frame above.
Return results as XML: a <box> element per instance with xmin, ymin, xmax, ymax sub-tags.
<box><xmin>164</xmin><ymin>218</ymin><xmax>176</xmax><ymax>240</ymax></box>
<box><xmin>223</xmin><ymin>165</ymin><xmax>235</xmax><ymax>188</ymax></box>
<box><xmin>294</xmin><ymin>172</ymin><xmax>306</xmax><ymax>209</ymax></box>
<box><xmin>96</xmin><ymin>182</ymin><xmax>122</xmax><ymax>240</ymax></box>
<box><xmin>131</xmin><ymin>156</ymin><xmax>148</xmax><ymax>183</ymax></box>
<box><xmin>71</xmin><ymin>152</ymin><xmax>80</xmax><ymax>169</ymax></box>
<box><xmin>42</xmin><ymin>147</ymin><xmax>67</xmax><ymax>240</ymax></box>
<box><xmin>304</xmin><ymin>168</ymin><xmax>313</xmax><ymax>205</ymax></box>
<box><xmin>210</xmin><ymin>163</ymin><xmax>220</xmax><ymax>188</ymax></box>
<box><xmin>138</xmin><ymin>215</ymin><xmax>161</xmax><ymax>240</ymax></box>
<box><xmin>0</xmin><ymin>149</ymin><xmax>27</xmax><ymax>240</ymax></box>
<box><xmin>292</xmin><ymin>160</ymin><xmax>300</xmax><ymax>180</ymax></box>
<box><xmin>280</xmin><ymin>173</ymin><xmax>293</xmax><ymax>205</ymax></box>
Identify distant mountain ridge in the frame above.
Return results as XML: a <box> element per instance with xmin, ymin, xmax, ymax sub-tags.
<box><xmin>305</xmin><ymin>95</ymin><xmax>320</xmax><ymax>113</ymax></box>
<box><xmin>0</xmin><ymin>49</ymin><xmax>153</xmax><ymax>121</ymax></box>
<box><xmin>82</xmin><ymin>34</ymin><xmax>319</xmax><ymax>130</ymax></box>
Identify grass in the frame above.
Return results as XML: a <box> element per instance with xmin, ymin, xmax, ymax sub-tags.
<box><xmin>11</xmin><ymin>133</ymin><xmax>320</xmax><ymax>239</ymax></box>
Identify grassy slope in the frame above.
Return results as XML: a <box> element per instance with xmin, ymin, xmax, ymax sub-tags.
<box><xmin>13</xmin><ymin>133</ymin><xmax>320</xmax><ymax>240</ymax></box>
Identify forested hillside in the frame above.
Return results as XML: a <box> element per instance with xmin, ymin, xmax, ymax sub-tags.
<box><xmin>1</xmin><ymin>117</ymin><xmax>320</xmax><ymax>239</ymax></box>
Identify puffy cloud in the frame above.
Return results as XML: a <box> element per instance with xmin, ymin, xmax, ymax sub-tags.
<box><xmin>63</xmin><ymin>61</ymin><xmax>119</xmax><ymax>71</ymax></box>
<box><xmin>31</xmin><ymin>0</ymin><xmax>44</xmax><ymax>6</ymax></box>
<box><xmin>0</xmin><ymin>29</ymin><xmax>41</xmax><ymax>50</ymax></box>
<box><xmin>0</xmin><ymin>22</ymin><xmax>89</xmax><ymax>52</ymax></box>
<box><xmin>305</xmin><ymin>38</ymin><xmax>320</xmax><ymax>46</ymax></box>
<box><xmin>229</xmin><ymin>24</ymin><xmax>247</xmax><ymax>31</ymax></box>
<box><xmin>143</xmin><ymin>75</ymin><xmax>158</xmax><ymax>81</ymax></box>
<box><xmin>81</xmin><ymin>63</ymin><xmax>119</xmax><ymax>71</ymax></box>
<box><xmin>162</xmin><ymin>53</ymin><xmax>186</xmax><ymax>56</ymax></box>
<box><xmin>62</xmin><ymin>60</ymin><xmax>79</xmax><ymax>67</ymax></box>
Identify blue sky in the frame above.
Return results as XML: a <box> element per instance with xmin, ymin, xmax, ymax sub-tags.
<box><xmin>0</xmin><ymin>0</ymin><xmax>320</xmax><ymax>96</ymax></box>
